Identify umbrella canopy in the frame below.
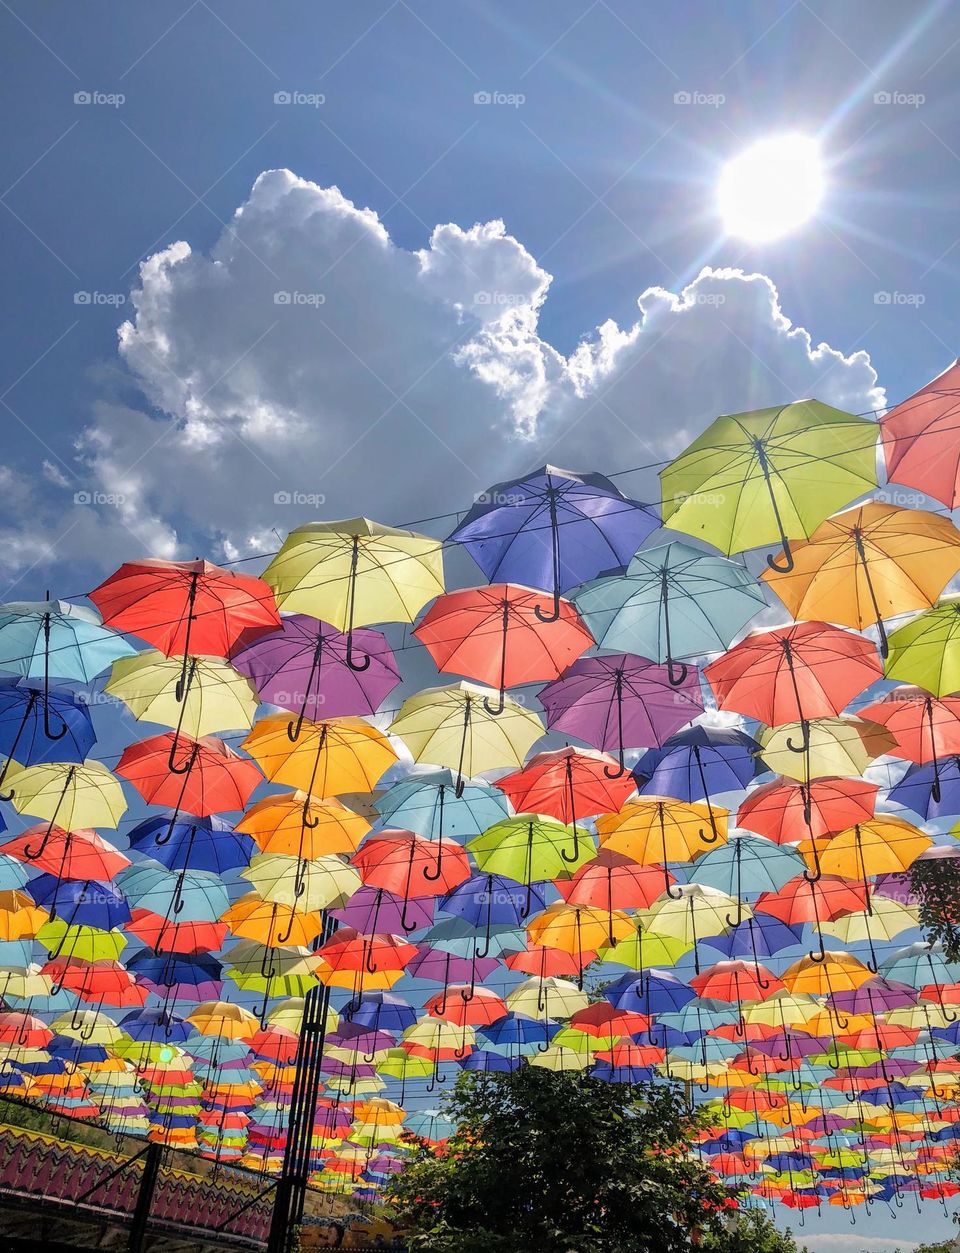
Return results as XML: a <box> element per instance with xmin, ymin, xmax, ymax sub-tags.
<box><xmin>0</xmin><ymin>679</ymin><xmax>95</xmax><ymax>776</ymax></box>
<box><xmin>2</xmin><ymin>825</ymin><xmax>129</xmax><ymax>881</ymax></box>
<box><xmin>117</xmin><ymin>733</ymin><xmax>262</xmax><ymax>816</ymax></box>
<box><xmin>659</xmin><ymin>400</ymin><xmax>879</xmax><ymax>568</ymax></box>
<box><xmin>374</xmin><ymin>771</ymin><xmax>509</xmax><ymax>841</ymax></box>
<box><xmin>496</xmin><ymin>747</ymin><xmax>635</xmax><ymax>826</ymax></box>
<box><xmin>105</xmin><ymin>652</ymin><xmax>259</xmax><ymax>737</ymax></box>
<box><xmin>633</xmin><ymin>726</ymin><xmax>760</xmax><ymax>802</ymax></box>
<box><xmin>468</xmin><ymin>815</ymin><xmax>594</xmax><ymax>903</ymax></box>
<box><xmin>737</xmin><ymin>776</ymin><xmax>878</xmax><ymax>844</ymax></box>
<box><xmin>880</xmin><ymin>359</ymin><xmax>960</xmax><ymax>509</ymax></box>
<box><xmin>243</xmin><ymin>715</ymin><xmax>397</xmax><ymax>798</ymax></box>
<box><xmin>238</xmin><ymin>792</ymin><xmax>370</xmax><ymax>857</ymax></box>
<box><xmin>0</xmin><ymin>599</ymin><xmax>135</xmax><ymax>683</ymax></box>
<box><xmin>4</xmin><ymin>760</ymin><xmax>126</xmax><ymax>830</ymax></box>
<box><xmin>885</xmin><ymin>598</ymin><xmax>960</xmax><ymax>696</ymax></box>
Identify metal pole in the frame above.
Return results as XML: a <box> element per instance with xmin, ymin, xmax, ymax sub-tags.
<box><xmin>127</xmin><ymin>1141</ymin><xmax>161</xmax><ymax>1253</ymax></box>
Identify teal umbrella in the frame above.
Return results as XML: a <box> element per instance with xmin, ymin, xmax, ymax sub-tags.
<box><xmin>118</xmin><ymin>864</ymin><xmax>229</xmax><ymax>923</ymax></box>
<box><xmin>572</xmin><ymin>541</ymin><xmax>765</xmax><ymax>685</ymax></box>
<box><xmin>373</xmin><ymin>770</ymin><xmax>510</xmax><ymax>840</ymax></box>
<box><xmin>687</xmin><ymin>833</ymin><xmax>806</xmax><ymax>925</ymax></box>
<box><xmin>0</xmin><ymin>598</ymin><xmax>135</xmax><ymax>683</ymax></box>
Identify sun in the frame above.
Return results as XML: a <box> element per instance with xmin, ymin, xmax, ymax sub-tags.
<box><xmin>719</xmin><ymin>134</ymin><xmax>824</xmax><ymax>243</ymax></box>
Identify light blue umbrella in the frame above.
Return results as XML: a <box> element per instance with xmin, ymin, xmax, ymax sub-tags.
<box><xmin>118</xmin><ymin>864</ymin><xmax>229</xmax><ymax>921</ymax></box>
<box><xmin>424</xmin><ymin>917</ymin><xmax>523</xmax><ymax>959</ymax></box>
<box><xmin>0</xmin><ymin>855</ymin><xmax>28</xmax><ymax>891</ymax></box>
<box><xmin>0</xmin><ymin>598</ymin><xmax>135</xmax><ymax>683</ymax></box>
<box><xmin>572</xmin><ymin>541</ymin><xmax>766</xmax><ymax>685</ymax></box>
<box><xmin>880</xmin><ymin>942</ymin><xmax>960</xmax><ymax>989</ymax></box>
<box><xmin>658</xmin><ymin>998</ymin><xmax>739</xmax><ymax>1036</ymax></box>
<box><xmin>374</xmin><ymin>769</ymin><xmax>510</xmax><ymax>840</ymax></box>
<box><xmin>687</xmin><ymin>834</ymin><xmax>805</xmax><ymax>924</ymax></box>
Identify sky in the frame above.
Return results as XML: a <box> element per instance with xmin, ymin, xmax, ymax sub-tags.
<box><xmin>3</xmin><ymin>3</ymin><xmax>960</xmax><ymax>1247</ymax></box>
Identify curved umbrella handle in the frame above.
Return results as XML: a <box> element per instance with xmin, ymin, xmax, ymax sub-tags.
<box><xmin>42</xmin><ymin>702</ymin><xmax>69</xmax><ymax>742</ymax></box>
<box><xmin>784</xmin><ymin>719</ymin><xmax>810</xmax><ymax>755</ymax></box>
<box><xmin>422</xmin><ymin>839</ymin><xmax>444</xmax><ymax>882</ymax></box>
<box><xmin>345</xmin><ymin>630</ymin><xmax>371</xmax><ymax>673</ymax></box>
<box><xmin>765</xmin><ymin>539</ymin><xmax>795</xmax><ymax>574</ymax></box>
<box><xmin>698</xmin><ymin>822</ymin><xmax>719</xmax><ymax>847</ymax></box>
<box><xmin>603</xmin><ymin>747</ymin><xmax>626</xmax><ymax>780</ymax></box>
<box><xmin>534</xmin><ymin>591</ymin><xmax>562</xmax><ymax>624</ymax></box>
<box><xmin>483</xmin><ymin>690</ymin><xmax>506</xmax><ymax>717</ymax></box>
<box><xmin>560</xmin><ymin>825</ymin><xmax>580</xmax><ymax>864</ymax></box>
<box><xmin>666</xmin><ymin>658</ymin><xmax>688</xmax><ymax>688</ymax></box>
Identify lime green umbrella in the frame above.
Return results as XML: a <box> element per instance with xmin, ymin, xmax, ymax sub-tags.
<box><xmin>468</xmin><ymin>814</ymin><xmax>595</xmax><ymax>915</ymax></box>
<box><xmin>597</xmin><ymin>921</ymin><xmax>692</xmax><ymax>970</ymax></box>
<box><xmin>885</xmin><ymin>596</ymin><xmax>960</xmax><ymax>695</ymax></box>
<box><xmin>659</xmin><ymin>400</ymin><xmax>878</xmax><ymax>572</ymax></box>
<box><xmin>36</xmin><ymin>920</ymin><xmax>126</xmax><ymax>963</ymax></box>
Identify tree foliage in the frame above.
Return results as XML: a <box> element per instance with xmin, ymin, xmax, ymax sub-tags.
<box><xmin>911</xmin><ymin>856</ymin><xmax>960</xmax><ymax>961</ymax></box>
<box><xmin>386</xmin><ymin>1068</ymin><xmax>799</xmax><ymax>1253</ymax></box>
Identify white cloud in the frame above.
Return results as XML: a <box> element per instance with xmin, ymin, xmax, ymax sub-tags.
<box><xmin>801</xmin><ymin>1235</ymin><xmax>922</xmax><ymax>1253</ymax></box>
<box><xmin>1</xmin><ymin>169</ymin><xmax>884</xmax><ymax>579</ymax></box>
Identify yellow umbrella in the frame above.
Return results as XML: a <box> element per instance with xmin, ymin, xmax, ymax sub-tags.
<box><xmin>243</xmin><ymin>715</ymin><xmax>397</xmax><ymax>798</ymax></box>
<box><xmin>105</xmin><ymin>651</ymin><xmax>259</xmax><ymax>736</ymax></box>
<box><xmin>526</xmin><ymin>901</ymin><xmax>634</xmax><ymax>955</ymax></box>
<box><xmin>222</xmin><ymin>892</ymin><xmax>323</xmax><ymax>949</ymax></box>
<box><xmin>821</xmin><ymin>897</ymin><xmax>919</xmax><ymax>944</ymax></box>
<box><xmin>761</xmin><ymin>502</ymin><xmax>960</xmax><ymax>648</ymax></box>
<box><xmin>267</xmin><ymin>998</ymin><xmax>337</xmax><ymax>1035</ymax></box>
<box><xmin>529</xmin><ymin>1045</ymin><xmax>592</xmax><ymax>1072</ymax></box>
<box><xmin>263</xmin><ymin>517</ymin><xmax>444</xmax><ymax>628</ymax></box>
<box><xmin>759</xmin><ymin>717</ymin><xmax>895</xmax><ymax>781</ymax></box>
<box><xmin>4</xmin><ymin>760</ymin><xmax>126</xmax><ymax>829</ymax></box>
<box><xmin>887</xmin><ymin>1003</ymin><xmax>957</xmax><ymax>1030</ymax></box>
<box><xmin>402</xmin><ymin>1019</ymin><xmax>475</xmax><ymax>1054</ymax></box>
<box><xmin>0</xmin><ymin>890</ymin><xmax>48</xmax><ymax>940</ymax></box>
<box><xmin>781</xmin><ymin>952</ymin><xmax>872</xmax><ymax>996</ymax></box>
<box><xmin>187</xmin><ymin>1001</ymin><xmax>259</xmax><ymax>1040</ymax></box>
<box><xmin>819</xmin><ymin>817</ymin><xmax>932</xmax><ymax>878</ymax></box>
<box><xmin>0</xmin><ymin>967</ymin><xmax>52</xmax><ymax>1000</ymax></box>
<box><xmin>241</xmin><ymin>853</ymin><xmax>361</xmax><ymax>912</ymax></box>
<box><xmin>390</xmin><ymin>682</ymin><xmax>543</xmax><ymax>790</ymax></box>
<box><xmin>51</xmin><ymin>1010</ymin><xmax>124</xmax><ymax>1046</ymax></box>
<box><xmin>645</xmin><ymin>884</ymin><xmax>748</xmax><ymax>947</ymax></box>
<box><xmin>506</xmin><ymin>976</ymin><xmax>589</xmax><ymax>1021</ymax></box>
<box><xmin>595</xmin><ymin>798</ymin><xmax>727</xmax><ymax>873</ymax></box>
<box><xmin>238</xmin><ymin>792</ymin><xmax>370</xmax><ymax>856</ymax></box>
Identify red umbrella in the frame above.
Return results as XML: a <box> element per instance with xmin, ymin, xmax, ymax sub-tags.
<box><xmin>413</xmin><ymin>583</ymin><xmax>593</xmax><ymax>714</ymax></box>
<box><xmin>860</xmin><ymin>686</ymin><xmax>960</xmax><ymax>801</ymax></box>
<box><xmin>496</xmin><ymin>747</ymin><xmax>635</xmax><ymax>827</ymax></box>
<box><xmin>351</xmin><ymin>830</ymin><xmax>471</xmax><ymax>930</ymax></box>
<box><xmin>126</xmin><ymin>910</ymin><xmax>227</xmax><ymax>954</ymax></box>
<box><xmin>554</xmin><ymin>849</ymin><xmax>670</xmax><ymax>911</ymax></box>
<box><xmin>117</xmin><ymin>732</ymin><xmax>262</xmax><ymax>820</ymax></box>
<box><xmin>569</xmin><ymin>1002</ymin><xmax>649</xmax><ymax>1038</ymax></box>
<box><xmin>2</xmin><ymin>825</ymin><xmax>130</xmax><ymax>881</ymax></box>
<box><xmin>880</xmin><ymin>358</ymin><xmax>960</xmax><ymax>509</ymax></box>
<box><xmin>504</xmin><ymin>946</ymin><xmax>594</xmax><ymax>978</ymax></box>
<box><xmin>42</xmin><ymin>956</ymin><xmax>146</xmax><ymax>1007</ymax></box>
<box><xmin>425</xmin><ymin>985</ymin><xmax>506</xmax><ymax>1027</ymax></box>
<box><xmin>90</xmin><ymin>557</ymin><xmax>279</xmax><ymax>685</ymax></box>
<box><xmin>754</xmin><ymin>875</ymin><xmax>868</xmax><ymax>925</ymax></box>
<box><xmin>737</xmin><ymin>776</ymin><xmax>878</xmax><ymax>844</ymax></box>
<box><xmin>705</xmin><ymin>621</ymin><xmax>881</xmax><ymax>737</ymax></box>
<box><xmin>0</xmin><ymin>1011</ymin><xmax>52</xmax><ymax>1048</ymax></box>
<box><xmin>690</xmin><ymin>960</ymin><xmax>785</xmax><ymax>1002</ymax></box>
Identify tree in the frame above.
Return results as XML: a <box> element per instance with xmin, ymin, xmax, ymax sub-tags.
<box><xmin>387</xmin><ymin>1067</ymin><xmax>794</xmax><ymax>1253</ymax></box>
<box><xmin>700</xmin><ymin>1209</ymin><xmax>809</xmax><ymax>1252</ymax></box>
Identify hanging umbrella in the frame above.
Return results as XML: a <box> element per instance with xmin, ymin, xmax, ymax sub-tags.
<box><xmin>0</xmin><ymin>599</ymin><xmax>135</xmax><ymax>705</ymax></box>
<box><xmin>188</xmin><ymin>1001</ymin><xmax>259</xmax><ymax>1041</ymax></box>
<box><xmin>758</xmin><ymin>718</ymin><xmax>895</xmax><ymax>783</ymax></box>
<box><xmin>604</xmin><ymin>969</ymin><xmax>695</xmax><ymax>1016</ymax></box>
<box><xmin>555</xmin><ymin>849</ymin><xmax>670</xmax><ymax>912</ymax></box>
<box><xmin>540</xmin><ymin>653</ymin><xmax>702</xmax><ymax>779</ymax></box>
<box><xmin>117</xmin><ymin>732</ymin><xmax>262</xmax><ymax>819</ymax></box>
<box><xmin>659</xmin><ymin>400</ymin><xmax>879</xmax><ymax>570</ymax></box>
<box><xmin>28</xmin><ymin>876</ymin><xmax>130</xmax><ymax>930</ymax></box>
<box><xmin>390</xmin><ymin>682</ymin><xmax>543</xmax><ymax>796</ymax></box>
<box><xmin>860</xmin><ymin>687</ymin><xmax>960</xmax><ymax>804</ymax></box>
<box><xmin>691</xmin><ymin>960</ymin><xmax>785</xmax><ymax>1003</ymax></box>
<box><xmin>447</xmin><ymin>466</ymin><xmax>657</xmax><ymax>620</ymax></box>
<box><xmin>760</xmin><ymin>502</ymin><xmax>960</xmax><ymax>656</ymax></box>
<box><xmin>0</xmin><ymin>679</ymin><xmax>95</xmax><ymax>784</ymax></box>
<box><xmin>222</xmin><ymin>893</ymin><xmax>324</xmax><ymax>949</ymax></box>
<box><xmin>242</xmin><ymin>853</ymin><xmax>361</xmax><ymax>912</ymax></box>
<box><xmin>37</xmin><ymin>920</ymin><xmax>125</xmax><ymax>965</ymax></box>
<box><xmin>885</xmin><ymin>598</ymin><xmax>960</xmax><ymax>697</ymax></box>
<box><xmin>231</xmin><ymin>615</ymin><xmax>400</xmax><ymax>731</ymax></box>
<box><xmin>506</xmin><ymin>975</ymin><xmax>589</xmax><ymax>1021</ymax></box>
<box><xmin>424</xmin><ymin>985</ymin><xmax>506</xmax><ymax>1028</ymax></box>
<box><xmin>244</xmin><ymin>715</ymin><xmax>396</xmax><ymax>802</ymax></box>
<box><xmin>596</xmin><ymin>797</ymin><xmax>727</xmax><ymax>889</ymax></box>
<box><xmin>2</xmin><ymin>825</ymin><xmax>129</xmax><ymax>882</ymax></box>
<box><xmin>782</xmin><ymin>954</ymin><xmax>873</xmax><ymax>998</ymax></box>
<box><xmin>880</xmin><ymin>359</ymin><xmax>960</xmax><ymax>509</ymax></box>
<box><xmin>352</xmin><ymin>830</ymin><xmax>471</xmax><ymax>930</ymax></box>
<box><xmin>331</xmin><ymin>885</ymin><xmax>435</xmax><ymax>935</ymax></box>
<box><xmin>527</xmin><ymin>901</ymin><xmax>634</xmax><ymax>971</ymax></box>
<box><xmin>496</xmin><ymin>747</ymin><xmax>635</xmax><ymax>831</ymax></box>
<box><xmin>634</xmin><ymin>726</ymin><xmax>760</xmax><ymax>803</ymax></box>
<box><xmin>688</xmin><ymin>834</ymin><xmax>805</xmax><ymax>919</ymax></box>
<box><xmin>888</xmin><ymin>758</ymin><xmax>960</xmax><ymax>821</ymax></box>
<box><xmin>738</xmin><ymin>776</ymin><xmax>878</xmax><ymax>844</ymax></box>
<box><xmin>819</xmin><ymin>818</ymin><xmax>932</xmax><ymax>883</ymax></box>
<box><xmin>468</xmin><ymin>814</ymin><xmax>593</xmax><ymax>914</ymax></box>
<box><xmin>316</xmin><ymin>928</ymin><xmax>417</xmax><ymax>991</ymax></box>
<box><xmin>704</xmin><ymin>914</ymin><xmax>804</xmax><ymax>964</ymax></box>
<box><xmin>238</xmin><ymin>792</ymin><xmax>370</xmax><ymax>858</ymax></box>
<box><xmin>573</xmin><ymin>541</ymin><xmax>766</xmax><ymax>685</ymax></box>
<box><xmin>263</xmin><ymin>518</ymin><xmax>444</xmax><ymax>671</ymax></box>
<box><xmin>414</xmin><ymin>583</ymin><xmax>592</xmax><ymax>714</ymax></box>
<box><xmin>4</xmin><ymin>760</ymin><xmax>126</xmax><ymax>834</ymax></box>
<box><xmin>645</xmin><ymin>884</ymin><xmax>747</xmax><ymax>967</ymax></box>
<box><xmin>374</xmin><ymin>770</ymin><xmax>509</xmax><ymax>841</ymax></box>
<box><xmin>597</xmin><ymin>919</ymin><xmax>692</xmax><ymax>970</ymax></box>
<box><xmin>127</xmin><ymin>814</ymin><xmax>253</xmax><ymax>873</ymax></box>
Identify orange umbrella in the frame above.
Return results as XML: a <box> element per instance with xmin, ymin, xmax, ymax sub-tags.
<box><xmin>413</xmin><ymin>583</ymin><xmax>592</xmax><ymax>714</ymax></box>
<box><xmin>237</xmin><ymin>792</ymin><xmax>370</xmax><ymax>857</ymax></box>
<box><xmin>222</xmin><ymin>892</ymin><xmax>323</xmax><ymax>948</ymax></box>
<box><xmin>2</xmin><ymin>825</ymin><xmax>129</xmax><ymax>881</ymax></box>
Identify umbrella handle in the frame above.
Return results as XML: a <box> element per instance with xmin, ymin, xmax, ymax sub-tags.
<box><xmin>666</xmin><ymin>659</ymin><xmax>688</xmax><ymax>688</ymax></box>
<box><xmin>363</xmin><ymin>940</ymin><xmax>379</xmax><ymax>976</ymax></box>
<box><xmin>422</xmin><ymin>840</ymin><xmax>444</xmax><ymax>882</ymax></box>
<box><xmin>698</xmin><ymin>823</ymin><xmax>719</xmax><ymax>846</ymax></box>
<box><xmin>560</xmin><ymin>825</ymin><xmax>580</xmax><ymax>864</ymax></box>
<box><xmin>42</xmin><ymin>702</ymin><xmax>69</xmax><ymax>742</ymax></box>
<box><xmin>483</xmin><ymin>690</ymin><xmax>505</xmax><ymax>717</ymax></box>
<box><xmin>534</xmin><ymin>590</ymin><xmax>562</xmax><ymax>624</ymax></box>
<box><xmin>275</xmin><ymin>914</ymin><xmax>295</xmax><ymax>946</ymax></box>
<box><xmin>603</xmin><ymin>748</ymin><xmax>626</xmax><ymax>780</ymax></box>
<box><xmin>168</xmin><ymin>740</ymin><xmax>199</xmax><ymax>776</ymax></box>
<box><xmin>765</xmin><ymin>540</ymin><xmax>795</xmax><ymax>574</ymax></box>
<box><xmin>345</xmin><ymin>630</ymin><xmax>371</xmax><ymax>673</ymax></box>
<box><xmin>784</xmin><ymin>719</ymin><xmax>810</xmax><ymax>755</ymax></box>
<box><xmin>22</xmin><ymin>823</ymin><xmax>56</xmax><ymax>862</ymax></box>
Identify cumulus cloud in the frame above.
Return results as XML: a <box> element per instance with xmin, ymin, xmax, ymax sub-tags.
<box><xmin>2</xmin><ymin>168</ymin><xmax>884</xmax><ymax>583</ymax></box>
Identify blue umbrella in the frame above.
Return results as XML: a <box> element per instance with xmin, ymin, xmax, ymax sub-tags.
<box><xmin>448</xmin><ymin>466</ymin><xmax>658</xmax><ymax>621</ymax></box>
<box><xmin>605</xmin><ymin>969</ymin><xmax>695</xmax><ymax>1015</ymax></box>
<box><xmin>0</xmin><ymin>678</ymin><xmax>95</xmax><ymax>788</ymax></box>
<box><xmin>702</xmin><ymin>914</ymin><xmax>804</xmax><ymax>963</ymax></box>
<box><xmin>424</xmin><ymin>917</ymin><xmax>523</xmax><ymax>959</ymax></box>
<box><xmin>28</xmin><ymin>875</ymin><xmax>131</xmax><ymax>929</ymax></box>
<box><xmin>439</xmin><ymin>872</ymin><xmax>547</xmax><ymax>958</ymax></box>
<box><xmin>460</xmin><ymin>1048</ymin><xmax>520</xmax><ymax>1073</ymax></box>
<box><xmin>572</xmin><ymin>541</ymin><xmax>766</xmax><ymax>685</ymax></box>
<box><xmin>888</xmin><ymin>757</ymin><xmax>960</xmax><ymax>821</ymax></box>
<box><xmin>126</xmin><ymin>814</ymin><xmax>254</xmax><ymax>874</ymax></box>
<box><xmin>633</xmin><ymin>726</ymin><xmax>761</xmax><ymax>800</ymax></box>
<box><xmin>343</xmin><ymin>992</ymin><xmax>418</xmax><ymax>1035</ymax></box>
<box><xmin>120</xmin><ymin>1008</ymin><xmax>194</xmax><ymax>1045</ymax></box>
<box><xmin>479</xmin><ymin>1014</ymin><xmax>559</xmax><ymax>1050</ymax></box>
<box><xmin>374</xmin><ymin>770</ymin><xmax>510</xmax><ymax>840</ymax></box>
<box><xmin>687</xmin><ymin>834</ymin><xmax>805</xmax><ymax>925</ymax></box>
<box><xmin>592</xmin><ymin>1063</ymin><xmax>654</xmax><ymax>1083</ymax></box>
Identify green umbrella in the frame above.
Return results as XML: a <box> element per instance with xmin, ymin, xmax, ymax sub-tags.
<box><xmin>659</xmin><ymin>400</ymin><xmax>878</xmax><ymax>572</ymax></box>
<box><xmin>468</xmin><ymin>814</ymin><xmax>595</xmax><ymax>915</ymax></box>
<box><xmin>885</xmin><ymin>596</ymin><xmax>960</xmax><ymax>696</ymax></box>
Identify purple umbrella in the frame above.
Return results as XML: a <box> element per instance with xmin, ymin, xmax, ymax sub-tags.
<box><xmin>539</xmin><ymin>653</ymin><xmax>702</xmax><ymax>777</ymax></box>
<box><xmin>448</xmin><ymin>466</ymin><xmax>658</xmax><ymax>622</ymax></box>
<box><xmin>231</xmin><ymin>615</ymin><xmax>400</xmax><ymax>736</ymax></box>
<box><xmin>406</xmin><ymin>946</ymin><xmax>498</xmax><ymax>984</ymax></box>
<box><xmin>330</xmin><ymin>885</ymin><xmax>435</xmax><ymax>934</ymax></box>
<box><xmin>828</xmin><ymin>976</ymin><xmax>919</xmax><ymax>1016</ymax></box>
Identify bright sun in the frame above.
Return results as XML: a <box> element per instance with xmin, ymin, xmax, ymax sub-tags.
<box><xmin>719</xmin><ymin>134</ymin><xmax>824</xmax><ymax>243</ymax></box>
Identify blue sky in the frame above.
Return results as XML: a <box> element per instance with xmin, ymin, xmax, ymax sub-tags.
<box><xmin>3</xmin><ymin>4</ymin><xmax>960</xmax><ymax>1245</ymax></box>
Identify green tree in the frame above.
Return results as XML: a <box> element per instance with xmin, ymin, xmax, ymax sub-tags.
<box><xmin>700</xmin><ymin>1208</ymin><xmax>809</xmax><ymax>1251</ymax></box>
<box><xmin>387</xmin><ymin>1067</ymin><xmax>775</xmax><ymax>1253</ymax></box>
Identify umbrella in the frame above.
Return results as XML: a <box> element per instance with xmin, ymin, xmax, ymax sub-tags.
<box><xmin>331</xmin><ymin>885</ymin><xmax>435</xmax><ymax>934</ymax></box>
<box><xmin>263</xmin><ymin>517</ymin><xmax>444</xmax><ymax>670</ymax></box>
<box><xmin>860</xmin><ymin>687</ymin><xmax>960</xmax><ymax>804</ymax></box>
<box><xmin>231</xmin><ymin>615</ymin><xmax>400</xmax><ymax>732</ymax></box>
<box><xmin>4</xmin><ymin>760</ymin><xmax>126</xmax><ymax>837</ymax></box>
<box><xmin>2</xmin><ymin>825</ymin><xmax>129</xmax><ymax>883</ymax></box>
<box><xmin>127</xmin><ymin>814</ymin><xmax>253</xmax><ymax>873</ymax></box>
<box><xmin>506</xmin><ymin>976</ymin><xmax>589</xmax><ymax>1021</ymax></box>
<box><xmin>597</xmin><ymin>919</ymin><xmax>692</xmax><ymax>970</ymax></box>
<box><xmin>737</xmin><ymin>776</ymin><xmax>878</xmax><ymax>843</ymax></box>
<box><xmin>238</xmin><ymin>792</ymin><xmax>370</xmax><ymax>857</ymax></box>
<box><xmin>374</xmin><ymin>770</ymin><xmax>509</xmax><ymax>841</ymax></box>
<box><xmin>0</xmin><ymin>679</ymin><xmax>95</xmax><ymax>784</ymax></box>
<box><xmin>596</xmin><ymin>797</ymin><xmax>727</xmax><ymax>889</ymax></box>
<box><xmin>633</xmin><ymin>726</ymin><xmax>760</xmax><ymax>803</ymax></box>
<box><xmin>496</xmin><ymin>747</ymin><xmax>635</xmax><ymax>838</ymax></box>
<box><xmin>885</xmin><ymin>598</ymin><xmax>960</xmax><ymax>697</ymax></box>
<box><xmin>555</xmin><ymin>849</ymin><xmax>670</xmax><ymax>911</ymax></box>
<box><xmin>447</xmin><ymin>465</ymin><xmax>657</xmax><ymax>620</ymax></box>
<box><xmin>758</xmin><ymin>718</ymin><xmax>895</xmax><ymax>783</ymax></box>
<box><xmin>243</xmin><ymin>715</ymin><xmax>396</xmax><ymax>800</ymax></box>
<box><xmin>390</xmin><ymin>682</ymin><xmax>543</xmax><ymax>796</ymax></box>
<box><xmin>414</xmin><ymin>583</ymin><xmax>592</xmax><ymax>714</ymax></box>
<box><xmin>880</xmin><ymin>359</ymin><xmax>960</xmax><ymax>509</ymax></box>
<box><xmin>527</xmin><ymin>901</ymin><xmax>634</xmax><ymax>975</ymax></box>
<box><xmin>0</xmin><ymin>598</ymin><xmax>135</xmax><ymax>697</ymax></box>
<box><xmin>645</xmin><ymin>884</ymin><xmax>747</xmax><ymax>967</ymax></box>
<box><xmin>688</xmin><ymin>834</ymin><xmax>805</xmax><ymax>921</ymax></box>
<box><xmin>888</xmin><ymin>758</ymin><xmax>960</xmax><ymax>821</ymax></box>
<box><xmin>242</xmin><ymin>853</ymin><xmax>361</xmax><ymax>912</ymax></box>
<box><xmin>573</xmin><ymin>541</ymin><xmax>766</xmax><ymax>685</ymax></box>
<box><xmin>761</xmin><ymin>502</ymin><xmax>960</xmax><ymax>656</ymax></box>
<box><xmin>468</xmin><ymin>814</ymin><xmax>593</xmax><ymax>914</ymax></box>
<box><xmin>659</xmin><ymin>399</ymin><xmax>879</xmax><ymax>570</ymax></box>
<box><xmin>222</xmin><ymin>894</ymin><xmax>323</xmax><ymax>949</ymax></box>
<box><xmin>117</xmin><ymin>732</ymin><xmax>262</xmax><ymax>821</ymax></box>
